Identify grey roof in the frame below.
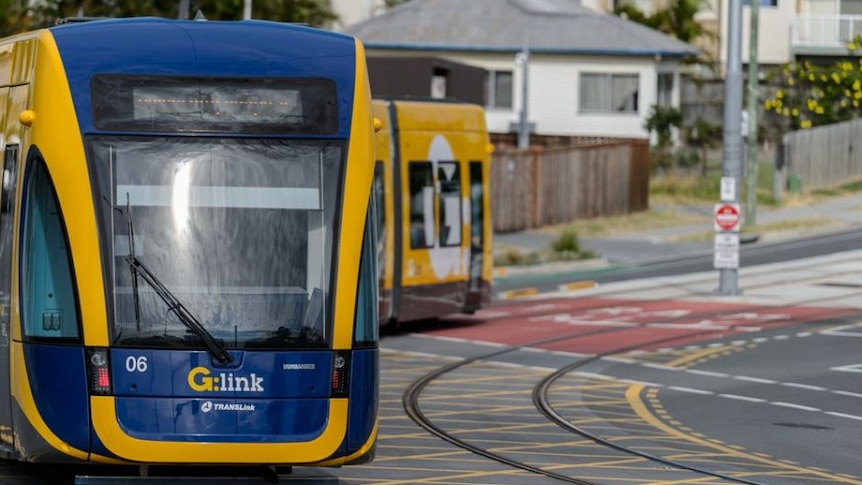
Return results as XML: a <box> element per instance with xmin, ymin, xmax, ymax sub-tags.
<box><xmin>344</xmin><ymin>0</ymin><xmax>698</xmax><ymax>58</ymax></box>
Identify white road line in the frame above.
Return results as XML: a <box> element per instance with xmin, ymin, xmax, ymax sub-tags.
<box><xmin>416</xmin><ymin>334</ymin><xmax>508</xmax><ymax>347</ymax></box>
<box><xmin>732</xmin><ymin>375</ymin><xmax>777</xmax><ymax>384</ymax></box>
<box><xmin>549</xmin><ymin>350</ymin><xmax>591</xmax><ymax>358</ymax></box>
<box><xmin>575</xmin><ymin>371</ymin><xmax>618</xmax><ymax>381</ymax></box>
<box><xmin>647</xmin><ymin>323</ymin><xmax>730</xmax><ymax>330</ymax></box>
<box><xmin>771</xmin><ymin>402</ymin><xmax>821</xmax><ymax>412</ymax></box>
<box><xmin>832</xmin><ymin>390</ymin><xmax>862</xmax><ymax>399</ymax></box>
<box><xmin>780</xmin><ymin>382</ymin><xmax>827</xmax><ymax>392</ymax></box>
<box><xmin>796</xmin><ymin>332</ymin><xmax>813</xmax><ymax>338</ymax></box>
<box><xmin>641</xmin><ymin>363</ymin><xmax>681</xmax><ymax>371</ymax></box>
<box><xmin>668</xmin><ymin>386</ymin><xmax>715</xmax><ymax>396</ymax></box>
<box><xmin>604</xmin><ymin>356</ymin><xmax>636</xmax><ymax>364</ymax></box>
<box><xmin>753</xmin><ymin>337</ymin><xmax>770</xmax><ymax>343</ymax></box>
<box><xmin>687</xmin><ymin>369</ymin><xmax>729</xmax><ymax>378</ymax></box>
<box><xmin>826</xmin><ymin>411</ymin><xmax>862</xmax><ymax>421</ymax></box>
<box><xmin>773</xmin><ymin>335</ymin><xmax>790</xmax><ymax>340</ymax></box>
<box><xmin>719</xmin><ymin>394</ymin><xmax>766</xmax><ymax>403</ymax></box>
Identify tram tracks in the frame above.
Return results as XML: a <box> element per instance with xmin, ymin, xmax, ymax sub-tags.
<box><xmin>401</xmin><ymin>285</ymin><xmax>862</xmax><ymax>485</ymax></box>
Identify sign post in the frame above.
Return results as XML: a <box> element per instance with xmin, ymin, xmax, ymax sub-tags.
<box><xmin>714</xmin><ymin>203</ymin><xmax>741</xmax><ymax>271</ymax></box>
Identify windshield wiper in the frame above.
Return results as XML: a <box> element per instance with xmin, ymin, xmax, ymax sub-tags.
<box><xmin>122</xmin><ymin>195</ymin><xmax>233</xmax><ymax>365</ymax></box>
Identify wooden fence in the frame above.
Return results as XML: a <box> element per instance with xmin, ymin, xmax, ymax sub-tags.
<box><xmin>785</xmin><ymin>118</ymin><xmax>862</xmax><ymax>191</ymax></box>
<box><xmin>491</xmin><ymin>140</ymin><xmax>650</xmax><ymax>233</ymax></box>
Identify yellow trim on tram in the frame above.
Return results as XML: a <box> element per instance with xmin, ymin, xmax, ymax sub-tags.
<box><xmin>31</xmin><ymin>31</ymin><xmax>109</xmax><ymax>347</ymax></box>
<box><xmin>91</xmin><ymin>397</ymin><xmax>349</xmax><ymax>463</ymax></box>
<box><xmin>333</xmin><ymin>38</ymin><xmax>374</xmax><ymax>350</ymax></box>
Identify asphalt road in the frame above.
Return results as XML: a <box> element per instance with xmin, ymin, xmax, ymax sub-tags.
<box><xmin>494</xmin><ymin>228</ymin><xmax>862</xmax><ymax>295</ymax></box>
<box><xmin>584</xmin><ymin>322</ymin><xmax>862</xmax><ymax>480</ymax></box>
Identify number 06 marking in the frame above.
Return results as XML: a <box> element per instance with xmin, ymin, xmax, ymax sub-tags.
<box><xmin>125</xmin><ymin>356</ymin><xmax>148</xmax><ymax>372</ymax></box>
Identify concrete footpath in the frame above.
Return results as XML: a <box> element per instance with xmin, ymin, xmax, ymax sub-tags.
<box><xmin>534</xmin><ymin>248</ymin><xmax>862</xmax><ymax>311</ymax></box>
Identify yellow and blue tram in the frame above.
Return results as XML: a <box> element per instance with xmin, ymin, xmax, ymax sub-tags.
<box><xmin>0</xmin><ymin>17</ymin><xmax>378</xmax><ymax>468</ymax></box>
<box><xmin>372</xmin><ymin>99</ymin><xmax>493</xmax><ymax>324</ymax></box>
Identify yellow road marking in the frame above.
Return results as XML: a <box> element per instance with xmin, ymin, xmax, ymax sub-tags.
<box><xmin>627</xmin><ymin>384</ymin><xmax>862</xmax><ymax>484</ymax></box>
<box><xmin>664</xmin><ymin>346</ymin><xmax>738</xmax><ymax>368</ymax></box>
<box><xmin>559</xmin><ymin>280</ymin><xmax>598</xmax><ymax>291</ymax></box>
<box><xmin>497</xmin><ymin>287</ymin><xmax>539</xmax><ymax>299</ymax></box>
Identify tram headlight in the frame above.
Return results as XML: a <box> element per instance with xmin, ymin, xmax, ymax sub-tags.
<box><xmin>86</xmin><ymin>348</ymin><xmax>112</xmax><ymax>395</ymax></box>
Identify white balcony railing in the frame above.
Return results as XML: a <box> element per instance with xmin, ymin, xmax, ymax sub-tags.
<box><xmin>791</xmin><ymin>15</ymin><xmax>862</xmax><ymax>48</ymax></box>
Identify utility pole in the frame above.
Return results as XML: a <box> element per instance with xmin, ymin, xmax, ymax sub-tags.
<box><xmin>717</xmin><ymin>0</ymin><xmax>744</xmax><ymax>295</ymax></box>
<box><xmin>517</xmin><ymin>40</ymin><xmax>531</xmax><ymax>150</ymax></box>
<box><xmin>178</xmin><ymin>0</ymin><xmax>189</xmax><ymax>19</ymax></box>
<box><xmin>243</xmin><ymin>0</ymin><xmax>252</xmax><ymax>19</ymax></box>
<box><xmin>744</xmin><ymin>0</ymin><xmax>760</xmax><ymax>225</ymax></box>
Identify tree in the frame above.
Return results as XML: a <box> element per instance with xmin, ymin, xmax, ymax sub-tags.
<box><xmin>0</xmin><ymin>0</ymin><xmax>34</xmax><ymax>37</ymax></box>
<box><xmin>13</xmin><ymin>0</ymin><xmax>339</xmax><ymax>31</ymax></box>
<box><xmin>645</xmin><ymin>104</ymin><xmax>683</xmax><ymax>149</ymax></box>
<box><xmin>613</xmin><ymin>0</ymin><xmax>714</xmax><ymax>69</ymax></box>
<box><xmin>685</xmin><ymin>116</ymin><xmax>721</xmax><ymax>175</ymax></box>
<box><xmin>185</xmin><ymin>0</ymin><xmax>337</xmax><ymax>26</ymax></box>
<box><xmin>644</xmin><ymin>104</ymin><xmax>683</xmax><ymax>172</ymax></box>
<box><xmin>762</xmin><ymin>39</ymin><xmax>862</xmax><ymax>130</ymax></box>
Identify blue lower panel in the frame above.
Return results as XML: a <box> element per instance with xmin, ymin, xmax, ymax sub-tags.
<box><xmin>347</xmin><ymin>349</ymin><xmax>378</xmax><ymax>454</ymax></box>
<box><xmin>23</xmin><ymin>344</ymin><xmax>90</xmax><ymax>453</ymax></box>
<box><xmin>115</xmin><ymin>397</ymin><xmax>329</xmax><ymax>443</ymax></box>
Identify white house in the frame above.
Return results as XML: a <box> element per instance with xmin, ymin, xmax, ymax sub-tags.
<box><xmin>343</xmin><ymin>0</ymin><xmax>697</xmax><ymax>141</ymax></box>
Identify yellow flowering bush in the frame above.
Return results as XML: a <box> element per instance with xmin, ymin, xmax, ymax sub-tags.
<box><xmin>763</xmin><ymin>38</ymin><xmax>862</xmax><ymax>130</ymax></box>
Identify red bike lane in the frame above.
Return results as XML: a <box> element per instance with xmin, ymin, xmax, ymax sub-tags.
<box><xmin>425</xmin><ymin>297</ymin><xmax>861</xmax><ymax>354</ymax></box>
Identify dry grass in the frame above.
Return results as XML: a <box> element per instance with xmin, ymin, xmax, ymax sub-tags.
<box><xmin>669</xmin><ymin>217</ymin><xmax>838</xmax><ymax>243</ymax></box>
<box><xmin>537</xmin><ymin>209</ymin><xmax>704</xmax><ymax>238</ymax></box>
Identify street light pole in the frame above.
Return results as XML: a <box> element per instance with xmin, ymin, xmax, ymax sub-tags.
<box><xmin>718</xmin><ymin>0</ymin><xmax>744</xmax><ymax>295</ymax></box>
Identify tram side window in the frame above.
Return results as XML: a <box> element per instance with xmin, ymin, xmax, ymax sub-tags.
<box><xmin>372</xmin><ymin>162</ymin><xmax>386</xmax><ymax>275</ymax></box>
<box><xmin>22</xmin><ymin>157</ymin><xmax>80</xmax><ymax>339</ymax></box>
<box><xmin>354</xmin><ymin>203</ymin><xmax>379</xmax><ymax>346</ymax></box>
<box><xmin>408</xmin><ymin>162</ymin><xmax>434</xmax><ymax>249</ymax></box>
<box><xmin>437</xmin><ymin>162</ymin><xmax>461</xmax><ymax>247</ymax></box>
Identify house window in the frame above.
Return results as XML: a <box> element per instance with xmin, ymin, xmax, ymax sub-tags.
<box><xmin>485</xmin><ymin>70</ymin><xmax>513</xmax><ymax>110</ymax></box>
<box><xmin>580</xmin><ymin>73</ymin><xmax>640</xmax><ymax>114</ymax></box>
<box><xmin>657</xmin><ymin>73</ymin><xmax>674</xmax><ymax>107</ymax></box>
<box><xmin>743</xmin><ymin>0</ymin><xmax>777</xmax><ymax>6</ymax></box>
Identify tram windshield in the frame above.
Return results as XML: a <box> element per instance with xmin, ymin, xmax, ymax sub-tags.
<box><xmin>87</xmin><ymin>137</ymin><xmax>342</xmax><ymax>350</ymax></box>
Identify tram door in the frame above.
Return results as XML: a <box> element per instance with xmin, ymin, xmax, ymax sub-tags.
<box><xmin>0</xmin><ymin>85</ymin><xmax>23</xmax><ymax>444</ymax></box>
<box><xmin>466</xmin><ymin>161</ymin><xmax>485</xmax><ymax>306</ymax></box>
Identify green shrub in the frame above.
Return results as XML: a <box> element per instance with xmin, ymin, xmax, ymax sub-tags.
<box><xmin>551</xmin><ymin>230</ymin><xmax>581</xmax><ymax>254</ymax></box>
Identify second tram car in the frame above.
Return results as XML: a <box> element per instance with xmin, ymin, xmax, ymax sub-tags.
<box><xmin>0</xmin><ymin>17</ymin><xmax>378</xmax><ymax>471</ymax></box>
<box><xmin>372</xmin><ymin>99</ymin><xmax>493</xmax><ymax>324</ymax></box>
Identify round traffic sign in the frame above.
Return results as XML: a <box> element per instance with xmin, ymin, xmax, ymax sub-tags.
<box><xmin>715</xmin><ymin>203</ymin><xmax>740</xmax><ymax>232</ymax></box>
